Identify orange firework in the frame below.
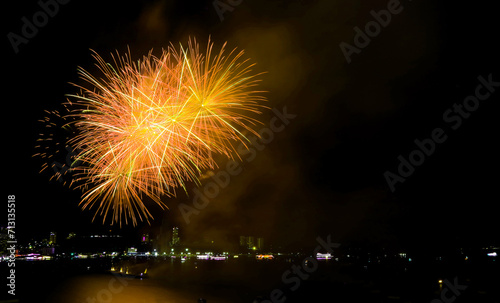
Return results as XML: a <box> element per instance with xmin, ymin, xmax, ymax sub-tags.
<box><xmin>61</xmin><ymin>38</ymin><xmax>266</xmax><ymax>226</ymax></box>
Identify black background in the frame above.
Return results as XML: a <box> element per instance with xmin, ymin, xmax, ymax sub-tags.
<box><xmin>4</xmin><ymin>0</ymin><xmax>500</xmax><ymax>254</ymax></box>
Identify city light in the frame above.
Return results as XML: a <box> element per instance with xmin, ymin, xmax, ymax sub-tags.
<box><xmin>256</xmin><ymin>254</ymin><xmax>274</xmax><ymax>260</ymax></box>
<box><xmin>316</xmin><ymin>253</ymin><xmax>332</xmax><ymax>260</ymax></box>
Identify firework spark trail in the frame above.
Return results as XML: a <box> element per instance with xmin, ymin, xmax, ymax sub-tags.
<box><xmin>34</xmin><ymin>108</ymin><xmax>81</xmax><ymax>186</ymax></box>
<box><xmin>36</xmin><ymin>38</ymin><xmax>267</xmax><ymax>226</ymax></box>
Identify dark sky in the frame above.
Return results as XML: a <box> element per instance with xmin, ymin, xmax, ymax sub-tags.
<box><xmin>4</xmin><ymin>0</ymin><xmax>500</xmax><ymax>253</ymax></box>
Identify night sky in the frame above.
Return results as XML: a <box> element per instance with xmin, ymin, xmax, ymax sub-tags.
<box><xmin>4</xmin><ymin>0</ymin><xmax>500</xmax><ymax>254</ymax></box>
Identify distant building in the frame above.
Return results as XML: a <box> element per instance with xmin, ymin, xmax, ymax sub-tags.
<box><xmin>257</xmin><ymin>237</ymin><xmax>264</xmax><ymax>250</ymax></box>
<box><xmin>0</xmin><ymin>227</ymin><xmax>9</xmax><ymax>255</ymax></box>
<box><xmin>170</xmin><ymin>227</ymin><xmax>180</xmax><ymax>247</ymax></box>
<box><xmin>49</xmin><ymin>232</ymin><xmax>57</xmax><ymax>245</ymax></box>
<box><xmin>247</xmin><ymin>236</ymin><xmax>255</xmax><ymax>249</ymax></box>
<box><xmin>239</xmin><ymin>236</ymin><xmax>246</xmax><ymax>247</ymax></box>
<box><xmin>239</xmin><ymin>236</ymin><xmax>264</xmax><ymax>250</ymax></box>
<box><xmin>42</xmin><ymin>247</ymin><xmax>55</xmax><ymax>255</ymax></box>
<box><xmin>156</xmin><ymin>217</ymin><xmax>172</xmax><ymax>253</ymax></box>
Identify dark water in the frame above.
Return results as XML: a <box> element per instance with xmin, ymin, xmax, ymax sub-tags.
<box><xmin>2</xmin><ymin>256</ymin><xmax>499</xmax><ymax>303</ymax></box>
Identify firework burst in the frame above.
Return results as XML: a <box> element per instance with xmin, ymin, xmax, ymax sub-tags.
<box><xmin>41</xmin><ymin>38</ymin><xmax>266</xmax><ymax>226</ymax></box>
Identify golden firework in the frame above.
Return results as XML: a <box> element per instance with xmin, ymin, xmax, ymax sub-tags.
<box><xmin>60</xmin><ymin>38</ymin><xmax>267</xmax><ymax>225</ymax></box>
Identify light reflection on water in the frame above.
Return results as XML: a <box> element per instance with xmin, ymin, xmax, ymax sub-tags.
<box><xmin>17</xmin><ymin>256</ymin><xmax>498</xmax><ymax>303</ymax></box>
<box><xmin>49</xmin><ymin>274</ymin><xmax>237</xmax><ymax>303</ymax></box>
